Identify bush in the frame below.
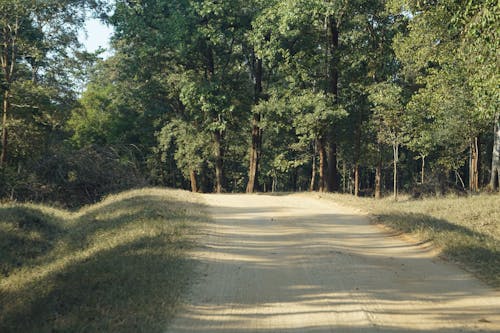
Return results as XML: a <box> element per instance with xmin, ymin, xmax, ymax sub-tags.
<box><xmin>1</xmin><ymin>145</ymin><xmax>147</xmax><ymax>207</ymax></box>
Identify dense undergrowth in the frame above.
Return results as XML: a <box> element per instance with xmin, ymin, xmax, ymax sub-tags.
<box><xmin>322</xmin><ymin>193</ymin><xmax>500</xmax><ymax>288</ymax></box>
<box><xmin>0</xmin><ymin>188</ymin><xmax>207</xmax><ymax>333</ymax></box>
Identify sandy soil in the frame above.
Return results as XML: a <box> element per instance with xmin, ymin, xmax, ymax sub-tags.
<box><xmin>166</xmin><ymin>194</ymin><xmax>500</xmax><ymax>332</ymax></box>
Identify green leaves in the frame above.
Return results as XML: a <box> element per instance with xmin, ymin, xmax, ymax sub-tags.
<box><xmin>292</xmin><ymin>90</ymin><xmax>347</xmax><ymax>139</ymax></box>
<box><xmin>369</xmin><ymin>82</ymin><xmax>406</xmax><ymax>145</ymax></box>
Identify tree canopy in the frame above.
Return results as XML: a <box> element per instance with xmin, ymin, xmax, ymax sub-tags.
<box><xmin>1</xmin><ymin>0</ymin><xmax>498</xmax><ymax>204</ymax></box>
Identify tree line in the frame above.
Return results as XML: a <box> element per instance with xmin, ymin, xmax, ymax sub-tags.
<box><xmin>1</xmin><ymin>0</ymin><xmax>498</xmax><ymax>205</ymax></box>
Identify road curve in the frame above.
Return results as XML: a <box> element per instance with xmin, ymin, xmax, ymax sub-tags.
<box><xmin>166</xmin><ymin>194</ymin><xmax>500</xmax><ymax>333</ymax></box>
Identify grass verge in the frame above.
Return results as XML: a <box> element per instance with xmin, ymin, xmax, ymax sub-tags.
<box><xmin>0</xmin><ymin>188</ymin><xmax>207</xmax><ymax>333</ymax></box>
<box><xmin>320</xmin><ymin>193</ymin><xmax>500</xmax><ymax>288</ymax></box>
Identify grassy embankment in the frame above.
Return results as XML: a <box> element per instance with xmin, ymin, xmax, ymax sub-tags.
<box><xmin>0</xmin><ymin>188</ymin><xmax>207</xmax><ymax>333</ymax></box>
<box><xmin>321</xmin><ymin>193</ymin><xmax>500</xmax><ymax>288</ymax></box>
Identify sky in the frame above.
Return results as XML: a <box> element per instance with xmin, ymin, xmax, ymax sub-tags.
<box><xmin>79</xmin><ymin>18</ymin><xmax>114</xmax><ymax>58</ymax></box>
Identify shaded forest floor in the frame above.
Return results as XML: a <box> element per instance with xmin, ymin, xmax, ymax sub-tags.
<box><xmin>0</xmin><ymin>188</ymin><xmax>208</xmax><ymax>333</ymax></box>
<box><xmin>319</xmin><ymin>193</ymin><xmax>500</xmax><ymax>288</ymax></box>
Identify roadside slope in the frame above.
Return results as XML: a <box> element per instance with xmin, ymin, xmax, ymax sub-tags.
<box><xmin>167</xmin><ymin>193</ymin><xmax>500</xmax><ymax>333</ymax></box>
<box><xmin>0</xmin><ymin>188</ymin><xmax>206</xmax><ymax>333</ymax></box>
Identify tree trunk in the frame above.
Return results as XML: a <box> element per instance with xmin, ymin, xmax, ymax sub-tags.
<box><xmin>189</xmin><ymin>169</ymin><xmax>198</xmax><ymax>193</ymax></box>
<box><xmin>310</xmin><ymin>141</ymin><xmax>317</xmax><ymax>191</ymax></box>
<box><xmin>342</xmin><ymin>160</ymin><xmax>347</xmax><ymax>193</ymax></box>
<box><xmin>214</xmin><ymin>130</ymin><xmax>224</xmax><ymax>193</ymax></box>
<box><xmin>421</xmin><ymin>155</ymin><xmax>426</xmax><ymax>185</ymax></box>
<box><xmin>326</xmin><ymin>142</ymin><xmax>338</xmax><ymax>192</ymax></box>
<box><xmin>246</xmin><ymin>58</ymin><xmax>263</xmax><ymax>193</ymax></box>
<box><xmin>469</xmin><ymin>137</ymin><xmax>479</xmax><ymax>192</ymax></box>
<box><xmin>374</xmin><ymin>141</ymin><xmax>382</xmax><ymax>199</ymax></box>
<box><xmin>354</xmin><ymin>163</ymin><xmax>359</xmax><ymax>197</ymax></box>
<box><xmin>246</xmin><ymin>113</ymin><xmax>261</xmax><ymax>193</ymax></box>
<box><xmin>489</xmin><ymin>114</ymin><xmax>500</xmax><ymax>191</ymax></box>
<box><xmin>1</xmin><ymin>90</ymin><xmax>8</xmax><ymax>166</ymax></box>
<box><xmin>325</xmin><ymin>16</ymin><xmax>340</xmax><ymax>192</ymax></box>
<box><xmin>318</xmin><ymin>138</ymin><xmax>327</xmax><ymax>192</ymax></box>
<box><xmin>375</xmin><ymin>161</ymin><xmax>382</xmax><ymax>199</ymax></box>
<box><xmin>1</xmin><ymin>19</ymin><xmax>17</xmax><ymax>168</ymax></box>
<box><xmin>393</xmin><ymin>142</ymin><xmax>399</xmax><ymax>201</ymax></box>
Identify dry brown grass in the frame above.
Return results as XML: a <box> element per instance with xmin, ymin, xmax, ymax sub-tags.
<box><xmin>320</xmin><ymin>193</ymin><xmax>500</xmax><ymax>288</ymax></box>
<box><xmin>0</xmin><ymin>188</ymin><xmax>208</xmax><ymax>333</ymax></box>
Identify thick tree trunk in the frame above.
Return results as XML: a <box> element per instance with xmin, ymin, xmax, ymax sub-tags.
<box><xmin>1</xmin><ymin>90</ymin><xmax>8</xmax><ymax>166</ymax></box>
<box><xmin>393</xmin><ymin>143</ymin><xmax>398</xmax><ymax>201</ymax></box>
<box><xmin>326</xmin><ymin>142</ymin><xmax>338</xmax><ymax>192</ymax></box>
<box><xmin>489</xmin><ymin>114</ymin><xmax>500</xmax><ymax>191</ymax></box>
<box><xmin>325</xmin><ymin>16</ymin><xmax>340</xmax><ymax>192</ymax></box>
<box><xmin>469</xmin><ymin>137</ymin><xmax>479</xmax><ymax>192</ymax></box>
<box><xmin>246</xmin><ymin>58</ymin><xmax>263</xmax><ymax>193</ymax></box>
<box><xmin>214</xmin><ymin>130</ymin><xmax>224</xmax><ymax>193</ymax></box>
<box><xmin>246</xmin><ymin>113</ymin><xmax>261</xmax><ymax>193</ymax></box>
<box><xmin>354</xmin><ymin>163</ymin><xmax>359</xmax><ymax>197</ymax></box>
<box><xmin>189</xmin><ymin>169</ymin><xmax>198</xmax><ymax>193</ymax></box>
<box><xmin>318</xmin><ymin>138</ymin><xmax>327</xmax><ymax>192</ymax></box>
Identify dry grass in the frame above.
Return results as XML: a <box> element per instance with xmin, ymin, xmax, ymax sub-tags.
<box><xmin>0</xmin><ymin>188</ymin><xmax>208</xmax><ymax>333</ymax></box>
<box><xmin>320</xmin><ymin>193</ymin><xmax>500</xmax><ymax>288</ymax></box>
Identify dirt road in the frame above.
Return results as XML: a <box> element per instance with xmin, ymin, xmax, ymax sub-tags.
<box><xmin>167</xmin><ymin>194</ymin><xmax>500</xmax><ymax>332</ymax></box>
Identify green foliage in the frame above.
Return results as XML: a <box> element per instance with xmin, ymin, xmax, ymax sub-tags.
<box><xmin>0</xmin><ymin>145</ymin><xmax>146</xmax><ymax>207</ymax></box>
<box><xmin>292</xmin><ymin>90</ymin><xmax>347</xmax><ymax>142</ymax></box>
<box><xmin>157</xmin><ymin>119</ymin><xmax>211</xmax><ymax>181</ymax></box>
<box><xmin>2</xmin><ymin>0</ymin><xmax>499</xmax><ymax>200</ymax></box>
<box><xmin>68</xmin><ymin>83</ymin><xmax>116</xmax><ymax>146</ymax></box>
<box><xmin>369</xmin><ymin>82</ymin><xmax>406</xmax><ymax>146</ymax></box>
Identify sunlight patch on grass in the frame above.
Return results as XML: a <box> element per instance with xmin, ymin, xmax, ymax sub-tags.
<box><xmin>0</xmin><ymin>188</ymin><xmax>208</xmax><ymax>333</ymax></box>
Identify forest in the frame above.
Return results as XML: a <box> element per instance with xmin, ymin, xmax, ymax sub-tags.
<box><xmin>1</xmin><ymin>0</ymin><xmax>499</xmax><ymax>206</ymax></box>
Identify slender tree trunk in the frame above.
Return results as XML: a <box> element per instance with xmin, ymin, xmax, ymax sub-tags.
<box><xmin>393</xmin><ymin>142</ymin><xmax>398</xmax><ymax>201</ymax></box>
<box><xmin>421</xmin><ymin>155</ymin><xmax>426</xmax><ymax>185</ymax></box>
<box><xmin>1</xmin><ymin>17</ymin><xmax>19</xmax><ymax>168</ymax></box>
<box><xmin>1</xmin><ymin>90</ymin><xmax>8</xmax><ymax>166</ymax></box>
<box><xmin>246</xmin><ymin>58</ymin><xmax>263</xmax><ymax>193</ymax></box>
<box><xmin>489</xmin><ymin>114</ymin><xmax>500</xmax><ymax>191</ymax></box>
<box><xmin>469</xmin><ymin>137</ymin><xmax>479</xmax><ymax>192</ymax></box>
<box><xmin>189</xmin><ymin>169</ymin><xmax>198</xmax><ymax>193</ymax></box>
<box><xmin>318</xmin><ymin>138</ymin><xmax>327</xmax><ymax>192</ymax></box>
<box><xmin>375</xmin><ymin>161</ymin><xmax>382</xmax><ymax>199</ymax></box>
<box><xmin>310</xmin><ymin>140</ymin><xmax>317</xmax><ymax>191</ymax></box>
<box><xmin>354</xmin><ymin>163</ymin><xmax>359</xmax><ymax>197</ymax></box>
<box><xmin>342</xmin><ymin>160</ymin><xmax>347</xmax><ymax>193</ymax></box>
<box><xmin>214</xmin><ymin>130</ymin><xmax>224</xmax><ymax>193</ymax></box>
<box><xmin>375</xmin><ymin>144</ymin><xmax>382</xmax><ymax>199</ymax></box>
<box><xmin>271</xmin><ymin>171</ymin><xmax>277</xmax><ymax>193</ymax></box>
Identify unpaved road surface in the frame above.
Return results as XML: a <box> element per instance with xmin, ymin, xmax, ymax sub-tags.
<box><xmin>167</xmin><ymin>194</ymin><xmax>500</xmax><ymax>332</ymax></box>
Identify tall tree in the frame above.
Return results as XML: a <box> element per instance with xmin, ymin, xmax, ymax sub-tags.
<box><xmin>369</xmin><ymin>82</ymin><xmax>406</xmax><ymax>200</ymax></box>
<box><xmin>1</xmin><ymin>0</ymin><xmax>92</xmax><ymax>166</ymax></box>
